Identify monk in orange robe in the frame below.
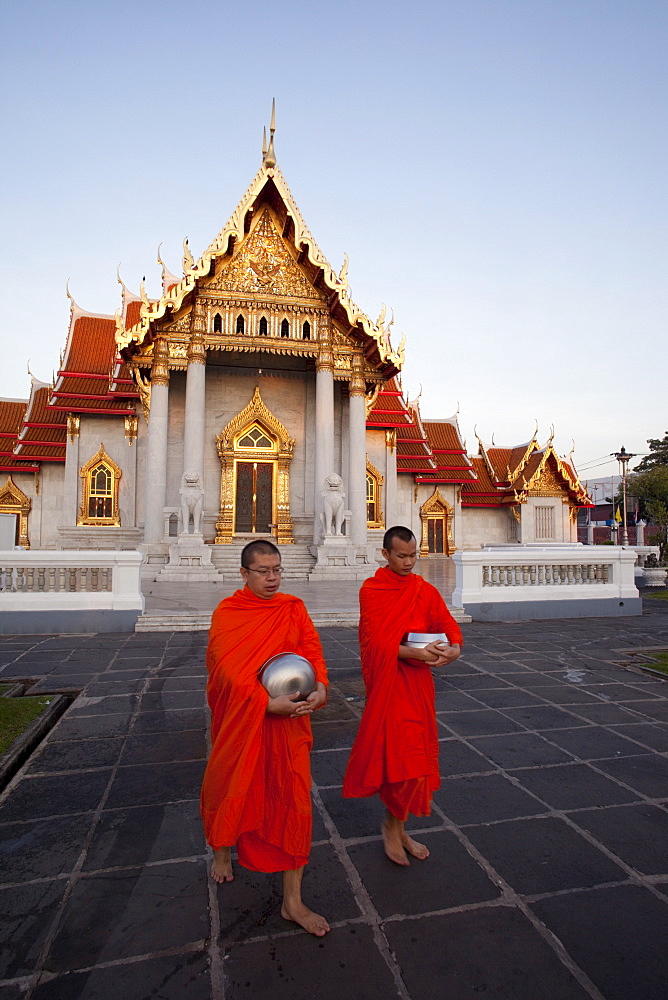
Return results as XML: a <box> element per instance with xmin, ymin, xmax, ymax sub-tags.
<box><xmin>343</xmin><ymin>526</ymin><xmax>463</xmax><ymax>866</ymax></box>
<box><xmin>200</xmin><ymin>539</ymin><xmax>330</xmax><ymax>936</ymax></box>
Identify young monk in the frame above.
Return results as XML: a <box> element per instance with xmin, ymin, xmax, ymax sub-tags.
<box><xmin>342</xmin><ymin>526</ymin><xmax>463</xmax><ymax>866</ymax></box>
<box><xmin>200</xmin><ymin>539</ymin><xmax>330</xmax><ymax>936</ymax></box>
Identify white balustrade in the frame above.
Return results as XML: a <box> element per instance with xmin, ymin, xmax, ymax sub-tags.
<box><xmin>0</xmin><ymin>550</ymin><xmax>144</xmax><ymax>612</ymax></box>
<box><xmin>453</xmin><ymin>544</ymin><xmax>639</xmax><ymax>619</ymax></box>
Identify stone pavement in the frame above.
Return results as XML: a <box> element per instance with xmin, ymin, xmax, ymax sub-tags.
<box><xmin>0</xmin><ymin>598</ymin><xmax>667</xmax><ymax>1000</ymax></box>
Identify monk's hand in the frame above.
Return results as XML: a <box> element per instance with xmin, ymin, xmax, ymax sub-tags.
<box><xmin>267</xmin><ymin>692</ymin><xmax>310</xmax><ymax>717</ymax></box>
<box><xmin>439</xmin><ymin>642</ymin><xmax>461</xmax><ymax>665</ymax></box>
<box><xmin>422</xmin><ymin>641</ymin><xmax>457</xmax><ymax>667</ymax></box>
<box><xmin>304</xmin><ymin>682</ymin><xmax>327</xmax><ymax>712</ymax></box>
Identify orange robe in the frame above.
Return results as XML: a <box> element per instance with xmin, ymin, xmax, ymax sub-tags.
<box><xmin>200</xmin><ymin>587</ymin><xmax>327</xmax><ymax>873</ymax></box>
<box><xmin>342</xmin><ymin>567</ymin><xmax>463</xmax><ymax>821</ymax></box>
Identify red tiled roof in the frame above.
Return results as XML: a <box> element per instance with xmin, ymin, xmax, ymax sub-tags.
<box><xmin>15</xmin><ymin>387</ymin><xmax>66</xmax><ymax>462</ymax></box>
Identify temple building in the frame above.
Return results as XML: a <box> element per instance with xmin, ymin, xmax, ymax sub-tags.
<box><xmin>0</xmin><ymin>121</ymin><xmax>590</xmax><ymax>578</ymax></box>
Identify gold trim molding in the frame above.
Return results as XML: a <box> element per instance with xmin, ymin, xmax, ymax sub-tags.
<box><xmin>0</xmin><ymin>476</ymin><xmax>31</xmax><ymax>548</ymax></box>
<box><xmin>77</xmin><ymin>445</ymin><xmax>122</xmax><ymax>526</ymax></box>
<box><xmin>214</xmin><ymin>387</ymin><xmax>295</xmax><ymax>544</ymax></box>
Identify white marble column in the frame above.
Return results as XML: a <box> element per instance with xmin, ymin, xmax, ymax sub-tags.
<box><xmin>348</xmin><ymin>358</ymin><xmax>367</xmax><ymax>546</ymax></box>
<box><xmin>313</xmin><ymin>337</ymin><xmax>334</xmax><ymax>543</ymax></box>
<box><xmin>143</xmin><ymin>338</ymin><xmax>170</xmax><ymax>544</ymax></box>
<box><xmin>62</xmin><ymin>415</ymin><xmax>80</xmax><ymax>526</ymax></box>
<box><xmin>182</xmin><ymin>319</ymin><xmax>207</xmax><ymax>483</ymax></box>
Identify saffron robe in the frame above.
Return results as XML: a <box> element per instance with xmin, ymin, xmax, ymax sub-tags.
<box><xmin>200</xmin><ymin>587</ymin><xmax>327</xmax><ymax>873</ymax></box>
<box><xmin>342</xmin><ymin>567</ymin><xmax>463</xmax><ymax>820</ymax></box>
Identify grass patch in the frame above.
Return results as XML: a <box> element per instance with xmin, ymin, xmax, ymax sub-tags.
<box><xmin>0</xmin><ymin>684</ymin><xmax>14</xmax><ymax>695</ymax></box>
<box><xmin>646</xmin><ymin>651</ymin><xmax>668</xmax><ymax>675</ymax></box>
<box><xmin>0</xmin><ymin>697</ymin><xmax>52</xmax><ymax>755</ymax></box>
<box><xmin>647</xmin><ymin>589</ymin><xmax>668</xmax><ymax>601</ymax></box>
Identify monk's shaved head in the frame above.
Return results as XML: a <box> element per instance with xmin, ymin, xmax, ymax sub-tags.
<box><xmin>383</xmin><ymin>526</ymin><xmax>416</xmax><ymax>553</ymax></box>
<box><xmin>241</xmin><ymin>539</ymin><xmax>280</xmax><ymax>568</ymax></box>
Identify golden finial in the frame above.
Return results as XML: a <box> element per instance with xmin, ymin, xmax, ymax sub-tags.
<box><xmin>157</xmin><ymin>243</ymin><xmax>165</xmax><ymax>269</ymax></box>
<box><xmin>376</xmin><ymin>303</ymin><xmax>386</xmax><ymax>329</ymax></box>
<box><xmin>114</xmin><ymin>308</ymin><xmax>126</xmax><ymax>347</ymax></box>
<box><xmin>27</xmin><ymin>360</ymin><xmax>36</xmax><ymax>380</ymax></box>
<box><xmin>455</xmin><ymin>400</ymin><xmax>460</xmax><ymax>416</ymax></box>
<box><xmin>533</xmin><ymin>418</ymin><xmax>539</xmax><ymax>440</ymax></box>
<box><xmin>65</xmin><ymin>279</ymin><xmax>75</xmax><ymax>308</ymax></box>
<box><xmin>182</xmin><ymin>237</ymin><xmax>195</xmax><ymax>274</ymax></box>
<box><xmin>262</xmin><ymin>126</ymin><xmax>267</xmax><ymax>160</ymax></box>
<box><xmin>338</xmin><ymin>253</ymin><xmax>349</xmax><ymax>285</ymax></box>
<box><xmin>491</xmin><ymin>432</ymin><xmax>496</xmax><ymax>446</ymax></box>
<box><xmin>263</xmin><ymin>99</ymin><xmax>277</xmax><ymax>168</ymax></box>
<box><xmin>397</xmin><ymin>332</ymin><xmax>406</xmax><ymax>364</ymax></box>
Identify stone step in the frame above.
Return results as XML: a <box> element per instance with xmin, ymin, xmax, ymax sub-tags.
<box><xmin>134</xmin><ymin>606</ymin><xmax>471</xmax><ymax>632</ymax></box>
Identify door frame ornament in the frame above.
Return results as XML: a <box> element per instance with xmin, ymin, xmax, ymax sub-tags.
<box><xmin>215</xmin><ymin>386</ymin><xmax>295</xmax><ymax>544</ymax></box>
<box><xmin>0</xmin><ymin>475</ymin><xmax>31</xmax><ymax>548</ymax></box>
<box><xmin>419</xmin><ymin>487</ymin><xmax>455</xmax><ymax>556</ymax></box>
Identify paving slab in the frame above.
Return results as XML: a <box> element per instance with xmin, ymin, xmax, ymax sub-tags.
<box><xmin>0</xmin><ymin>599</ymin><xmax>667</xmax><ymax>999</ymax></box>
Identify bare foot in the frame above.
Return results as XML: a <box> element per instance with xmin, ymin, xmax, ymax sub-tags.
<box><xmin>402</xmin><ymin>833</ymin><xmax>430</xmax><ymax>860</ymax></box>
<box><xmin>381</xmin><ymin>820</ymin><xmax>409</xmax><ymax>866</ymax></box>
<box><xmin>281</xmin><ymin>901</ymin><xmax>330</xmax><ymax>937</ymax></box>
<box><xmin>211</xmin><ymin>847</ymin><xmax>234</xmax><ymax>883</ymax></box>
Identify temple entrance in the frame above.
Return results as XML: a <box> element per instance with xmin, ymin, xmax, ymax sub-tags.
<box><xmin>426</xmin><ymin>515</ymin><xmax>446</xmax><ymax>554</ymax></box>
<box><xmin>234</xmin><ymin>461</ymin><xmax>275</xmax><ymax>533</ymax></box>
<box><xmin>215</xmin><ymin>387</ymin><xmax>295</xmax><ymax>544</ymax></box>
<box><xmin>419</xmin><ymin>487</ymin><xmax>455</xmax><ymax>556</ymax></box>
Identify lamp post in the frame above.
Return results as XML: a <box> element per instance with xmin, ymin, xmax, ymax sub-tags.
<box><xmin>612</xmin><ymin>446</ymin><xmax>637</xmax><ymax>546</ymax></box>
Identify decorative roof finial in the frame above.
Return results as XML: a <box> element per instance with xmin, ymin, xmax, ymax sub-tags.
<box><xmin>182</xmin><ymin>238</ymin><xmax>195</xmax><ymax>274</ymax></box>
<box><xmin>262</xmin><ymin>126</ymin><xmax>267</xmax><ymax>160</ymax></box>
<box><xmin>263</xmin><ymin>99</ymin><xmax>277</xmax><ymax>168</ymax></box>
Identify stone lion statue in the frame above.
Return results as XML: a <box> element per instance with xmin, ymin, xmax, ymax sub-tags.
<box><xmin>180</xmin><ymin>470</ymin><xmax>204</xmax><ymax>535</ymax></box>
<box><xmin>321</xmin><ymin>473</ymin><xmax>346</xmax><ymax>536</ymax></box>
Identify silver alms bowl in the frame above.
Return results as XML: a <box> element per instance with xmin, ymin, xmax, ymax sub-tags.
<box><xmin>401</xmin><ymin>632</ymin><xmax>450</xmax><ymax>649</ymax></box>
<box><xmin>259</xmin><ymin>652</ymin><xmax>316</xmax><ymax>699</ymax></box>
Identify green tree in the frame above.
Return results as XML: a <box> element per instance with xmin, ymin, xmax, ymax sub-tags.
<box><xmin>628</xmin><ymin>466</ymin><xmax>668</xmax><ymax>562</ymax></box>
<box><xmin>634</xmin><ymin>432</ymin><xmax>668</xmax><ymax>472</ymax></box>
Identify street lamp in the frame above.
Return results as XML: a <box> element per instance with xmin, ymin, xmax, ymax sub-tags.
<box><xmin>612</xmin><ymin>446</ymin><xmax>637</xmax><ymax>546</ymax></box>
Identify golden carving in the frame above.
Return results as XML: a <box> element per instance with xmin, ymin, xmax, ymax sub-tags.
<box><xmin>67</xmin><ymin>414</ymin><xmax>80</xmax><ymax>442</ymax></box>
<box><xmin>385</xmin><ymin>428</ymin><xmax>397</xmax><ymax>453</ymax></box>
<box><xmin>419</xmin><ymin>487</ymin><xmax>456</xmax><ymax>556</ymax></box>
<box><xmin>215</xmin><ymin>387</ymin><xmax>294</xmax><ymax>545</ymax></box>
<box><xmin>529</xmin><ymin>465</ymin><xmax>564</xmax><ymax>496</ymax></box>
<box><xmin>133</xmin><ymin>369</ymin><xmax>151</xmax><ymax>421</ymax></box>
<box><xmin>0</xmin><ymin>476</ymin><xmax>31</xmax><ymax>548</ymax></box>
<box><xmin>151</xmin><ymin>338</ymin><xmax>170</xmax><ymax>386</ymax></box>
<box><xmin>350</xmin><ymin>355</ymin><xmax>366</xmax><ymax>397</ymax></box>
<box><xmin>510</xmin><ymin>505</ymin><xmax>521</xmax><ymax>523</ymax></box>
<box><xmin>210</xmin><ymin>209</ymin><xmax>324</xmax><ymax>302</ymax></box>
<box><xmin>365</xmin><ymin>384</ymin><xmax>380</xmax><ymax>417</ymax></box>
<box><xmin>169</xmin><ymin>342</ymin><xmax>189</xmax><ymax>360</ymax></box>
<box><xmin>124</xmin><ymin>415</ymin><xmax>138</xmax><ymax>446</ymax></box>
<box><xmin>77</xmin><ymin>445</ymin><xmax>122</xmax><ymax>527</ymax></box>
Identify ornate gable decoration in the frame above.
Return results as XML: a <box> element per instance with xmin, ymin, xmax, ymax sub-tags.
<box><xmin>0</xmin><ymin>476</ymin><xmax>31</xmax><ymax>510</ymax></box>
<box><xmin>210</xmin><ymin>209</ymin><xmax>323</xmax><ymax>302</ymax></box>
<box><xmin>529</xmin><ymin>464</ymin><xmax>563</xmax><ymax>496</ymax></box>
<box><xmin>216</xmin><ymin>386</ymin><xmax>295</xmax><ymax>455</ymax></box>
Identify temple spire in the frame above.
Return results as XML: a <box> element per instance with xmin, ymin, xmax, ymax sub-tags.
<box><xmin>263</xmin><ymin>99</ymin><xmax>277</xmax><ymax>168</ymax></box>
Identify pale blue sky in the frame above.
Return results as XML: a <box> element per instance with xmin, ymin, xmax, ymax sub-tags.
<box><xmin>1</xmin><ymin>0</ymin><xmax>665</xmax><ymax>480</ymax></box>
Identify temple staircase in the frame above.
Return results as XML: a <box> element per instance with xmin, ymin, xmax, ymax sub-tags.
<box><xmin>209</xmin><ymin>542</ymin><xmax>315</xmax><ymax>581</ymax></box>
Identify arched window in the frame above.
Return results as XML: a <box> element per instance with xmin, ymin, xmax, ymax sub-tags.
<box><xmin>366</xmin><ymin>461</ymin><xmax>384</xmax><ymax>527</ymax></box>
<box><xmin>213</xmin><ymin>312</ymin><xmax>222</xmax><ymax>333</ymax></box>
<box><xmin>302</xmin><ymin>321</ymin><xmax>311</xmax><ymax>340</ymax></box>
<box><xmin>280</xmin><ymin>318</ymin><xmax>290</xmax><ymax>338</ymax></box>
<box><xmin>236</xmin><ymin>424</ymin><xmax>275</xmax><ymax>450</ymax></box>
<box><xmin>78</xmin><ymin>446</ymin><xmax>122</xmax><ymax>526</ymax></box>
<box><xmin>259</xmin><ymin>316</ymin><xmax>268</xmax><ymax>336</ymax></box>
<box><xmin>236</xmin><ymin>314</ymin><xmax>245</xmax><ymax>334</ymax></box>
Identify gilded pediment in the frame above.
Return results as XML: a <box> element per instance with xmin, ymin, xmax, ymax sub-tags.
<box><xmin>528</xmin><ymin>464</ymin><xmax>564</xmax><ymax>496</ymax></box>
<box><xmin>208</xmin><ymin>209</ymin><xmax>325</xmax><ymax>302</ymax></box>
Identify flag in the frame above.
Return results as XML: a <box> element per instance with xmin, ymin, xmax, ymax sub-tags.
<box><xmin>615</xmin><ymin>507</ymin><xmax>622</xmax><ymax>524</ymax></box>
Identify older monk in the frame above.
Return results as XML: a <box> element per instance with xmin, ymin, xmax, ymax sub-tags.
<box><xmin>200</xmin><ymin>539</ymin><xmax>330</xmax><ymax>936</ymax></box>
<box><xmin>343</xmin><ymin>526</ymin><xmax>463</xmax><ymax>866</ymax></box>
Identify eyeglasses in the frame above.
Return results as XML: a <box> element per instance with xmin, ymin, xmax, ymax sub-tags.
<box><xmin>245</xmin><ymin>566</ymin><xmax>283</xmax><ymax>577</ymax></box>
